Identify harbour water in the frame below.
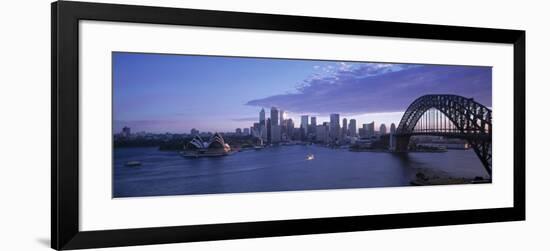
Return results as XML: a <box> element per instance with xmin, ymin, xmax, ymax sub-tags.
<box><xmin>113</xmin><ymin>145</ymin><xmax>489</xmax><ymax>198</ymax></box>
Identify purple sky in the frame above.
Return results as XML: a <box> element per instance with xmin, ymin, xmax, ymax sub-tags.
<box><xmin>113</xmin><ymin>52</ymin><xmax>491</xmax><ymax>133</ymax></box>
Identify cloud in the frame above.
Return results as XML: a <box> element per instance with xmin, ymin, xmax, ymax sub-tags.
<box><xmin>246</xmin><ymin>64</ymin><xmax>491</xmax><ymax>115</ymax></box>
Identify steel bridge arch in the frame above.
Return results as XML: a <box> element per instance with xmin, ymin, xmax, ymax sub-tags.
<box><xmin>395</xmin><ymin>94</ymin><xmax>492</xmax><ymax>175</ymax></box>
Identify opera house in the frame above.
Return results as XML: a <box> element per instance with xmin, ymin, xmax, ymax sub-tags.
<box><xmin>182</xmin><ymin>132</ymin><xmax>232</xmax><ymax>157</ymax></box>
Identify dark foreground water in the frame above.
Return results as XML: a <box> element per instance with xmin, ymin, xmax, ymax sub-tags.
<box><xmin>113</xmin><ymin>145</ymin><xmax>489</xmax><ymax>198</ymax></box>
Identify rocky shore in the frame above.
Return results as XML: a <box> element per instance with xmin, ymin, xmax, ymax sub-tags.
<box><xmin>410</xmin><ymin>170</ymin><xmax>491</xmax><ymax>186</ymax></box>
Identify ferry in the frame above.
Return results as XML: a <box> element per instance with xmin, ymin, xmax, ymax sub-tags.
<box><xmin>306</xmin><ymin>154</ymin><xmax>315</xmax><ymax>160</ymax></box>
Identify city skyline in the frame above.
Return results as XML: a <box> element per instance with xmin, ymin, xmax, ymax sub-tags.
<box><xmin>113</xmin><ymin>52</ymin><xmax>491</xmax><ymax>133</ymax></box>
<box><xmin>118</xmin><ymin>107</ymin><xmax>403</xmax><ymax>141</ymax></box>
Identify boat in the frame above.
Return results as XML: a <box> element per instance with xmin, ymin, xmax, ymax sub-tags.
<box><xmin>124</xmin><ymin>161</ymin><xmax>141</xmax><ymax>167</ymax></box>
<box><xmin>253</xmin><ymin>145</ymin><xmax>264</xmax><ymax>150</ymax></box>
<box><xmin>306</xmin><ymin>154</ymin><xmax>314</xmax><ymax>160</ymax></box>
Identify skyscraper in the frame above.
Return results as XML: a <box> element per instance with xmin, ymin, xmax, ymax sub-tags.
<box><xmin>272</xmin><ymin>125</ymin><xmax>281</xmax><ymax>143</ymax></box>
<box><xmin>286</xmin><ymin>118</ymin><xmax>294</xmax><ymax>140</ymax></box>
<box><xmin>349</xmin><ymin>119</ymin><xmax>357</xmax><ymax>137</ymax></box>
<box><xmin>259</xmin><ymin>109</ymin><xmax>267</xmax><ymax>142</ymax></box>
<box><xmin>390</xmin><ymin>123</ymin><xmax>397</xmax><ymax>134</ymax></box>
<box><xmin>301</xmin><ymin>115</ymin><xmax>309</xmax><ymax>135</ymax></box>
<box><xmin>342</xmin><ymin>118</ymin><xmax>348</xmax><ymax>137</ymax></box>
<box><xmin>266</xmin><ymin>118</ymin><xmax>271</xmax><ymax>142</ymax></box>
<box><xmin>380</xmin><ymin>123</ymin><xmax>387</xmax><ymax>134</ymax></box>
<box><xmin>270</xmin><ymin>107</ymin><xmax>279</xmax><ymax>126</ymax></box>
<box><xmin>259</xmin><ymin>108</ymin><xmax>265</xmax><ymax>126</ymax></box>
<box><xmin>365</xmin><ymin>121</ymin><xmax>375</xmax><ymax>137</ymax></box>
<box><xmin>279</xmin><ymin>109</ymin><xmax>284</xmax><ymax>125</ymax></box>
<box><xmin>330</xmin><ymin>114</ymin><xmax>340</xmax><ymax>141</ymax></box>
<box><xmin>270</xmin><ymin>107</ymin><xmax>280</xmax><ymax>143</ymax></box>
<box><xmin>316</xmin><ymin>124</ymin><xmax>329</xmax><ymax>143</ymax></box>
<box><xmin>280</xmin><ymin>118</ymin><xmax>287</xmax><ymax>140</ymax></box>
<box><xmin>359</xmin><ymin>127</ymin><xmax>365</xmax><ymax>137</ymax></box>
<box><xmin>309</xmin><ymin>116</ymin><xmax>317</xmax><ymax>138</ymax></box>
<box><xmin>252</xmin><ymin>123</ymin><xmax>259</xmax><ymax>136</ymax></box>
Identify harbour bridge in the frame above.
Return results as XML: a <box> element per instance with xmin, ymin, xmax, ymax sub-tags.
<box><xmin>393</xmin><ymin>94</ymin><xmax>492</xmax><ymax>175</ymax></box>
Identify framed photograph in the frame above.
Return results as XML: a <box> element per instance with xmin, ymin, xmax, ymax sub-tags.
<box><xmin>52</xmin><ymin>1</ymin><xmax>525</xmax><ymax>250</ymax></box>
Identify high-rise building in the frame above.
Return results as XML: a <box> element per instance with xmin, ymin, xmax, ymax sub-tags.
<box><xmin>266</xmin><ymin>118</ymin><xmax>271</xmax><ymax>142</ymax></box>
<box><xmin>270</xmin><ymin>107</ymin><xmax>280</xmax><ymax>142</ymax></box>
<box><xmin>358</xmin><ymin>127</ymin><xmax>365</xmax><ymax>137</ymax></box>
<box><xmin>261</xmin><ymin>126</ymin><xmax>268</xmax><ymax>142</ymax></box>
<box><xmin>301</xmin><ymin>115</ymin><xmax>309</xmax><ymax>135</ymax></box>
<box><xmin>270</xmin><ymin>107</ymin><xmax>279</xmax><ymax>126</ymax></box>
<box><xmin>365</xmin><ymin>121</ymin><xmax>375</xmax><ymax>137</ymax></box>
<box><xmin>308</xmin><ymin>116</ymin><xmax>317</xmax><ymax>138</ymax></box>
<box><xmin>349</xmin><ymin>119</ymin><xmax>357</xmax><ymax>137</ymax></box>
<box><xmin>316</xmin><ymin>124</ymin><xmax>329</xmax><ymax>143</ymax></box>
<box><xmin>259</xmin><ymin>108</ymin><xmax>267</xmax><ymax>142</ymax></box>
<box><xmin>390</xmin><ymin>123</ymin><xmax>397</xmax><ymax>134</ymax></box>
<box><xmin>259</xmin><ymin>108</ymin><xmax>266</xmax><ymax>126</ymax></box>
<box><xmin>280</xmin><ymin>118</ymin><xmax>287</xmax><ymax>141</ymax></box>
<box><xmin>330</xmin><ymin>114</ymin><xmax>340</xmax><ymax>141</ymax></box>
<box><xmin>252</xmin><ymin>123</ymin><xmax>260</xmax><ymax>137</ymax></box>
<box><xmin>236</xmin><ymin>128</ymin><xmax>242</xmax><ymax>135</ymax></box>
<box><xmin>271</xmin><ymin>125</ymin><xmax>281</xmax><ymax>143</ymax></box>
<box><xmin>292</xmin><ymin>127</ymin><xmax>302</xmax><ymax>140</ymax></box>
<box><xmin>359</xmin><ymin>123</ymin><xmax>368</xmax><ymax>138</ymax></box>
<box><xmin>122</xmin><ymin>126</ymin><xmax>131</xmax><ymax>138</ymax></box>
<box><xmin>389</xmin><ymin>133</ymin><xmax>396</xmax><ymax>150</ymax></box>
<box><xmin>342</xmin><ymin>118</ymin><xmax>348</xmax><ymax>137</ymax></box>
<box><xmin>190</xmin><ymin>128</ymin><xmax>199</xmax><ymax>136</ymax></box>
<box><xmin>243</xmin><ymin>128</ymin><xmax>250</xmax><ymax>135</ymax></box>
<box><xmin>286</xmin><ymin>119</ymin><xmax>294</xmax><ymax>140</ymax></box>
<box><xmin>279</xmin><ymin>110</ymin><xmax>284</xmax><ymax>125</ymax></box>
<box><xmin>380</xmin><ymin>123</ymin><xmax>387</xmax><ymax>135</ymax></box>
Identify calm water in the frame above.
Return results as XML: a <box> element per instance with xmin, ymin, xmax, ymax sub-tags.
<box><xmin>113</xmin><ymin>145</ymin><xmax>489</xmax><ymax>198</ymax></box>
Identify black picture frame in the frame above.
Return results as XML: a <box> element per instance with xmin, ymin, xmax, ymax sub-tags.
<box><xmin>51</xmin><ymin>1</ymin><xmax>525</xmax><ymax>250</ymax></box>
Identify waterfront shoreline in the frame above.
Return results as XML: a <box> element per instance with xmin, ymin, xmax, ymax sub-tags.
<box><xmin>410</xmin><ymin>169</ymin><xmax>491</xmax><ymax>186</ymax></box>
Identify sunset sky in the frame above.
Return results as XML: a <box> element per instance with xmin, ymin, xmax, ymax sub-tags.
<box><xmin>113</xmin><ymin>52</ymin><xmax>492</xmax><ymax>133</ymax></box>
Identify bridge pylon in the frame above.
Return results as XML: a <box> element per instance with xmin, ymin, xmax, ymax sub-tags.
<box><xmin>393</xmin><ymin>135</ymin><xmax>411</xmax><ymax>152</ymax></box>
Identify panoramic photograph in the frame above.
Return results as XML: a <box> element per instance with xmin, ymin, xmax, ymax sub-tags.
<box><xmin>112</xmin><ymin>52</ymin><xmax>492</xmax><ymax>198</ymax></box>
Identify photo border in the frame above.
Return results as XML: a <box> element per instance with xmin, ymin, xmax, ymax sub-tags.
<box><xmin>52</xmin><ymin>1</ymin><xmax>525</xmax><ymax>250</ymax></box>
